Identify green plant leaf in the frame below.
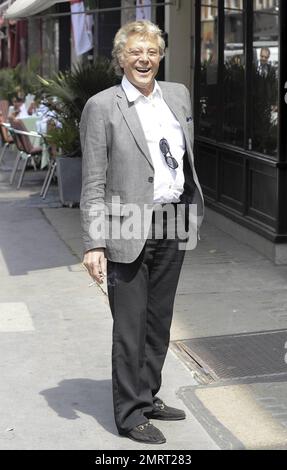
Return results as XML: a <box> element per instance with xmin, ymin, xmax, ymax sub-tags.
<box><xmin>37</xmin><ymin>58</ymin><xmax>118</xmax><ymax>156</ymax></box>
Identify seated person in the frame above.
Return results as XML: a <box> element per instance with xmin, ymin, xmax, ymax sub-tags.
<box><xmin>13</xmin><ymin>97</ymin><xmax>29</xmax><ymax>119</ymax></box>
<box><xmin>27</xmin><ymin>101</ymin><xmax>37</xmax><ymax>115</ymax></box>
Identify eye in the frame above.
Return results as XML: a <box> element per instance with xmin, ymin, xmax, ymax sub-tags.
<box><xmin>129</xmin><ymin>50</ymin><xmax>141</xmax><ymax>57</ymax></box>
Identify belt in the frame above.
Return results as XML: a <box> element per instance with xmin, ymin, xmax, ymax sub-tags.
<box><xmin>152</xmin><ymin>202</ymin><xmax>179</xmax><ymax>212</ymax></box>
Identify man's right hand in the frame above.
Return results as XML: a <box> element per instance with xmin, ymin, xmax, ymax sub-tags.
<box><xmin>82</xmin><ymin>248</ymin><xmax>107</xmax><ymax>285</ymax></box>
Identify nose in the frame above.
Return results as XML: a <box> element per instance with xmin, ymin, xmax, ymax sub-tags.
<box><xmin>139</xmin><ymin>52</ymin><xmax>150</xmax><ymax>62</ymax></box>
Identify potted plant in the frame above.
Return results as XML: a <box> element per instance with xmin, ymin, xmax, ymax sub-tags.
<box><xmin>37</xmin><ymin>58</ymin><xmax>118</xmax><ymax>205</ymax></box>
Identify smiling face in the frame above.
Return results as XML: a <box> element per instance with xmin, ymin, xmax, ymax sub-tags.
<box><xmin>119</xmin><ymin>33</ymin><xmax>161</xmax><ymax>97</ymax></box>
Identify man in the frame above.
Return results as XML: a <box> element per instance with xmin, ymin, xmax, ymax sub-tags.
<box><xmin>80</xmin><ymin>20</ymin><xmax>204</xmax><ymax>445</ymax></box>
<box><xmin>257</xmin><ymin>47</ymin><xmax>272</xmax><ymax>78</ymax></box>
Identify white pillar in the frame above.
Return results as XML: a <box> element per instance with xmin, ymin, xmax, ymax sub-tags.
<box><xmin>121</xmin><ymin>0</ymin><xmax>136</xmax><ymax>25</ymax></box>
<box><xmin>165</xmin><ymin>0</ymin><xmax>193</xmax><ymax>90</ymax></box>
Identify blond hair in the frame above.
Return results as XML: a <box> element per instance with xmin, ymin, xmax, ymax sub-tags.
<box><xmin>112</xmin><ymin>20</ymin><xmax>165</xmax><ymax>76</ymax></box>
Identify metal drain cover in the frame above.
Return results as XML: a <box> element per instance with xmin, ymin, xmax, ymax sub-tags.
<box><xmin>173</xmin><ymin>329</ymin><xmax>287</xmax><ymax>381</ymax></box>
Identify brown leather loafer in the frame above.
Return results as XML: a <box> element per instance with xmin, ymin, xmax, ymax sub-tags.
<box><xmin>124</xmin><ymin>421</ymin><xmax>166</xmax><ymax>444</ymax></box>
<box><xmin>145</xmin><ymin>400</ymin><xmax>186</xmax><ymax>421</ymax></box>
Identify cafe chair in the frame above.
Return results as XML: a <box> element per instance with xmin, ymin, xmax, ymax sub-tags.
<box><xmin>0</xmin><ymin>100</ymin><xmax>9</xmax><ymax>121</ymax></box>
<box><xmin>40</xmin><ymin>158</ymin><xmax>57</xmax><ymax>199</ymax></box>
<box><xmin>9</xmin><ymin>118</ymin><xmax>43</xmax><ymax>189</ymax></box>
<box><xmin>0</xmin><ymin>118</ymin><xmax>14</xmax><ymax>167</ymax></box>
<box><xmin>40</xmin><ymin>119</ymin><xmax>58</xmax><ymax>199</ymax></box>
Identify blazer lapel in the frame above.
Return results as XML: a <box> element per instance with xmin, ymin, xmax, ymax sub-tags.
<box><xmin>116</xmin><ymin>86</ymin><xmax>154</xmax><ymax>168</ymax></box>
<box><xmin>159</xmin><ymin>83</ymin><xmax>193</xmax><ymax>156</ymax></box>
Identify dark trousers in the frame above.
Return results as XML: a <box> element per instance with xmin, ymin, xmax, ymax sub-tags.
<box><xmin>107</xmin><ymin>207</ymin><xmax>186</xmax><ymax>434</ymax></box>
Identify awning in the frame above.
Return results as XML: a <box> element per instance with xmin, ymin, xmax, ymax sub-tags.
<box><xmin>4</xmin><ymin>0</ymin><xmax>69</xmax><ymax>19</ymax></box>
<box><xmin>0</xmin><ymin>1</ymin><xmax>13</xmax><ymax>15</ymax></box>
<box><xmin>5</xmin><ymin>1</ymin><xmax>174</xmax><ymax>20</ymax></box>
<box><xmin>0</xmin><ymin>1</ymin><xmax>13</xmax><ymax>29</ymax></box>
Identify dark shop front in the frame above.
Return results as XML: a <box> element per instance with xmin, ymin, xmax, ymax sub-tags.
<box><xmin>193</xmin><ymin>0</ymin><xmax>287</xmax><ymax>259</ymax></box>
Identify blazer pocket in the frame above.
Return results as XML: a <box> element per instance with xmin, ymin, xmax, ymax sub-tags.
<box><xmin>105</xmin><ymin>202</ymin><xmax>124</xmax><ymax>217</ymax></box>
<box><xmin>105</xmin><ymin>202</ymin><xmax>135</xmax><ymax>217</ymax></box>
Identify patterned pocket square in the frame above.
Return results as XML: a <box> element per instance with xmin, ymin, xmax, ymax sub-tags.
<box><xmin>186</xmin><ymin>116</ymin><xmax>193</xmax><ymax>122</ymax></box>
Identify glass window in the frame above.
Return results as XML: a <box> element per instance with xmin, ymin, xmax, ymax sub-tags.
<box><xmin>199</xmin><ymin>0</ymin><xmax>219</xmax><ymax>139</ymax></box>
<box><xmin>251</xmin><ymin>0</ymin><xmax>279</xmax><ymax>156</ymax></box>
<box><xmin>223</xmin><ymin>1</ymin><xmax>244</xmax><ymax>146</ymax></box>
<box><xmin>224</xmin><ymin>0</ymin><xmax>243</xmax><ymax>10</ymax></box>
<box><xmin>197</xmin><ymin>0</ymin><xmax>280</xmax><ymax>158</ymax></box>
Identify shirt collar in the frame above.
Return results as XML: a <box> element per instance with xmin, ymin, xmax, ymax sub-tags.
<box><xmin>121</xmin><ymin>75</ymin><xmax>162</xmax><ymax>103</ymax></box>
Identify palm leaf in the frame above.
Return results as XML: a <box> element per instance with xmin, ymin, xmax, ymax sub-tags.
<box><xmin>37</xmin><ymin>57</ymin><xmax>118</xmax><ymax>156</ymax></box>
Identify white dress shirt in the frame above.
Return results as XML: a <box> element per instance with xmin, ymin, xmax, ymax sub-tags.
<box><xmin>121</xmin><ymin>75</ymin><xmax>186</xmax><ymax>203</ymax></box>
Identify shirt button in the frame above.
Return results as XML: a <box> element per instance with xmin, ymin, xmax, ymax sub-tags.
<box><xmin>148</xmin><ymin>177</ymin><xmax>154</xmax><ymax>183</ymax></box>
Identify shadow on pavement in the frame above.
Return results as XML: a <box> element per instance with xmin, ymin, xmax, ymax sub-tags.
<box><xmin>40</xmin><ymin>378</ymin><xmax>117</xmax><ymax>436</ymax></box>
<box><xmin>0</xmin><ymin>204</ymin><xmax>79</xmax><ymax>275</ymax></box>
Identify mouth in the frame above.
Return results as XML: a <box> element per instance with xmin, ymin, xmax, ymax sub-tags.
<box><xmin>135</xmin><ymin>67</ymin><xmax>152</xmax><ymax>75</ymax></box>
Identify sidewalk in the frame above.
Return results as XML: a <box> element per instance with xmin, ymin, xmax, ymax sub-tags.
<box><xmin>0</xmin><ymin>151</ymin><xmax>217</xmax><ymax>450</ymax></box>
<box><xmin>1</xmin><ymin>150</ymin><xmax>287</xmax><ymax>449</ymax></box>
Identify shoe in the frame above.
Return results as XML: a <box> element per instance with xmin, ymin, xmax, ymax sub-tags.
<box><xmin>145</xmin><ymin>400</ymin><xmax>186</xmax><ymax>421</ymax></box>
<box><xmin>124</xmin><ymin>421</ymin><xmax>166</xmax><ymax>444</ymax></box>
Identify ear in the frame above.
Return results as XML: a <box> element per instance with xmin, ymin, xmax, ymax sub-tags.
<box><xmin>118</xmin><ymin>55</ymin><xmax>125</xmax><ymax>69</ymax></box>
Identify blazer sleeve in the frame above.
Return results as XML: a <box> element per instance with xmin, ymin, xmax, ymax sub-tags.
<box><xmin>80</xmin><ymin>97</ymin><xmax>108</xmax><ymax>253</ymax></box>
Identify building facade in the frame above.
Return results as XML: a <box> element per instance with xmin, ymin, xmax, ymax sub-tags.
<box><xmin>193</xmin><ymin>0</ymin><xmax>287</xmax><ymax>263</ymax></box>
<box><xmin>1</xmin><ymin>0</ymin><xmax>286</xmax><ymax>261</ymax></box>
<box><xmin>165</xmin><ymin>0</ymin><xmax>287</xmax><ymax>263</ymax></box>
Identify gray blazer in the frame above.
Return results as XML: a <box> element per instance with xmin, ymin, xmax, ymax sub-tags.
<box><xmin>80</xmin><ymin>81</ymin><xmax>204</xmax><ymax>263</ymax></box>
